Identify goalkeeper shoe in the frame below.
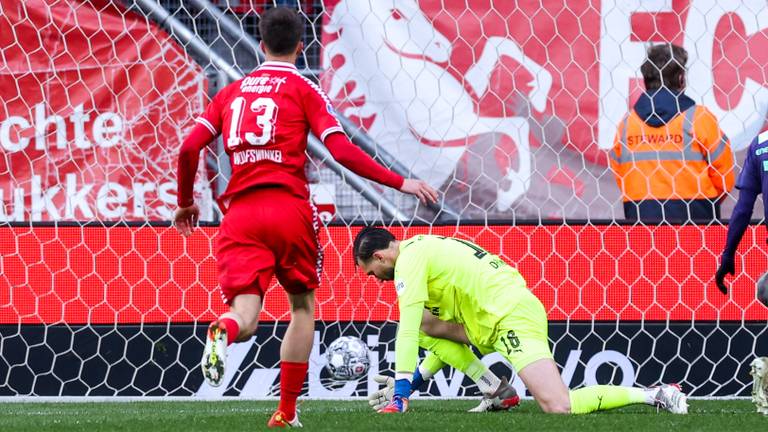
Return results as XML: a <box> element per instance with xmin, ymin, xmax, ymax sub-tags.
<box><xmin>267</xmin><ymin>410</ymin><xmax>303</xmax><ymax>428</ymax></box>
<box><xmin>468</xmin><ymin>376</ymin><xmax>520</xmax><ymax>412</ymax></box>
<box><xmin>378</xmin><ymin>395</ymin><xmax>409</xmax><ymax>413</ymax></box>
<box><xmin>750</xmin><ymin>357</ymin><xmax>768</xmax><ymax>415</ymax></box>
<box><xmin>201</xmin><ymin>320</ymin><xmax>228</xmax><ymax>387</ymax></box>
<box><xmin>652</xmin><ymin>384</ymin><xmax>688</xmax><ymax>414</ymax></box>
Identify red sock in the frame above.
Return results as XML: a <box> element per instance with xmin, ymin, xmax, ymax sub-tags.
<box><xmin>219</xmin><ymin>317</ymin><xmax>240</xmax><ymax>346</ymax></box>
<box><xmin>278</xmin><ymin>361</ymin><xmax>308</xmax><ymax>419</ymax></box>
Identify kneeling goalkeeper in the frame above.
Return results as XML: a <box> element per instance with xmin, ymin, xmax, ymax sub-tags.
<box><xmin>354</xmin><ymin>227</ymin><xmax>688</xmax><ymax>415</ymax></box>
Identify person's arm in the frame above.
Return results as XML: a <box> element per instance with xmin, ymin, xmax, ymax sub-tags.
<box><xmin>177</xmin><ymin>123</ymin><xmax>216</xmax><ymax>208</ymax></box>
<box><xmin>389</xmin><ymin>247</ymin><xmax>430</xmax><ymax>405</ymax></box>
<box><xmin>394</xmin><ymin>302</ymin><xmax>424</xmax><ymax>382</ymax></box>
<box><xmin>698</xmin><ymin>108</ymin><xmax>735</xmax><ymax>196</ymax></box>
<box><xmin>716</xmin><ymin>140</ymin><xmax>760</xmax><ymax>293</ymax></box>
<box><xmin>716</xmin><ymin>190</ymin><xmax>757</xmax><ymax>294</ymax></box>
<box><xmin>323</xmin><ymin>133</ymin><xmax>403</xmax><ymax>189</ymax></box>
<box><xmin>420</xmin><ymin>308</ymin><xmax>471</xmax><ymax>345</ymax></box>
<box><xmin>174</xmin><ymin>95</ymin><xmax>223</xmax><ymax>236</ymax></box>
<box><xmin>722</xmin><ymin>190</ymin><xmax>758</xmax><ymax>260</ymax></box>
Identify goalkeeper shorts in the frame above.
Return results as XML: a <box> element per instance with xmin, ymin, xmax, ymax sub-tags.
<box><xmin>492</xmin><ymin>290</ymin><xmax>553</xmax><ymax>373</ymax></box>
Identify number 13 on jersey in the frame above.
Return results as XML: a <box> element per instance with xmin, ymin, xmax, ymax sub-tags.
<box><xmin>227</xmin><ymin>96</ymin><xmax>278</xmax><ymax>148</ymax></box>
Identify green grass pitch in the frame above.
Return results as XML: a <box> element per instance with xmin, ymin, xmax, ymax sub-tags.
<box><xmin>0</xmin><ymin>399</ymin><xmax>763</xmax><ymax>431</ymax></box>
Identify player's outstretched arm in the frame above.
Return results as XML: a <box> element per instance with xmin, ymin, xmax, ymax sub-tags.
<box><xmin>174</xmin><ymin>123</ymin><xmax>215</xmax><ymax>237</ymax></box>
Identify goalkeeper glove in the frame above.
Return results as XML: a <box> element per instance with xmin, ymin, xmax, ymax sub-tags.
<box><xmin>368</xmin><ymin>369</ymin><xmax>427</xmax><ymax>411</ymax></box>
<box><xmin>375</xmin><ymin>378</ymin><xmax>411</xmax><ymax>413</ymax></box>
<box><xmin>368</xmin><ymin>375</ymin><xmax>394</xmax><ymax>411</ymax></box>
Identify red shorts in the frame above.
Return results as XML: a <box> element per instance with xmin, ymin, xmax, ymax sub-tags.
<box><xmin>215</xmin><ymin>188</ymin><xmax>321</xmax><ymax>304</ymax></box>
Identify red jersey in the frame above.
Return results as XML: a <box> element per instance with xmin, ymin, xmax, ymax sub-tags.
<box><xmin>195</xmin><ymin>61</ymin><xmax>344</xmax><ymax>208</ymax></box>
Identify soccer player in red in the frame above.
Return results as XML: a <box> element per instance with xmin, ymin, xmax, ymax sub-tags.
<box><xmin>173</xmin><ymin>7</ymin><xmax>437</xmax><ymax>428</ymax></box>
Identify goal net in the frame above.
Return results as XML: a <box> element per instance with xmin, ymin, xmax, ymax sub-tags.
<box><xmin>1</xmin><ymin>0</ymin><xmax>767</xmax><ymax>399</ymax></box>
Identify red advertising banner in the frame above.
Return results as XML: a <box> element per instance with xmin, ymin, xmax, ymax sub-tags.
<box><xmin>0</xmin><ymin>0</ymin><xmax>207</xmax><ymax>222</ymax></box>
<box><xmin>1</xmin><ymin>224</ymin><xmax>765</xmax><ymax>324</ymax></box>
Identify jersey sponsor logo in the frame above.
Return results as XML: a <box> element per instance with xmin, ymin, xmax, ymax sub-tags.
<box><xmin>763</xmin><ymin>160</ymin><xmax>768</xmax><ymax>172</ymax></box>
<box><xmin>395</xmin><ymin>280</ymin><xmax>406</xmax><ymax>296</ymax></box>
<box><xmin>240</xmin><ymin>75</ymin><xmax>287</xmax><ymax>94</ymax></box>
<box><xmin>756</xmin><ymin>146</ymin><xmax>768</xmax><ymax>156</ymax></box>
<box><xmin>232</xmin><ymin>149</ymin><xmax>283</xmax><ymax>165</ymax></box>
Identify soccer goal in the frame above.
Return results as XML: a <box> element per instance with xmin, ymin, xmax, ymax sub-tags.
<box><xmin>0</xmin><ymin>0</ymin><xmax>766</xmax><ymax>401</ymax></box>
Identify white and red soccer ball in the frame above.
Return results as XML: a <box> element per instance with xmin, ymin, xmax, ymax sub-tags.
<box><xmin>324</xmin><ymin>336</ymin><xmax>370</xmax><ymax>381</ymax></box>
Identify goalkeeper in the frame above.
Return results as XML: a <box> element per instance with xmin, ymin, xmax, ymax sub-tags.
<box><xmin>368</xmin><ymin>312</ymin><xmax>520</xmax><ymax>413</ymax></box>
<box><xmin>354</xmin><ymin>227</ymin><xmax>688</xmax><ymax>415</ymax></box>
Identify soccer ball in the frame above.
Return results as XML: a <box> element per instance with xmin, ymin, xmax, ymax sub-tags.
<box><xmin>324</xmin><ymin>336</ymin><xmax>370</xmax><ymax>381</ymax></box>
<box><xmin>757</xmin><ymin>272</ymin><xmax>768</xmax><ymax>307</ymax></box>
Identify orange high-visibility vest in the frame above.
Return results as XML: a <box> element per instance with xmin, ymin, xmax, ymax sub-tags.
<box><xmin>610</xmin><ymin>105</ymin><xmax>735</xmax><ymax>202</ymax></box>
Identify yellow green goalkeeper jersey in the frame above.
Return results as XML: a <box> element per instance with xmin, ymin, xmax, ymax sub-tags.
<box><xmin>393</xmin><ymin>235</ymin><xmax>529</xmax><ymax>373</ymax></box>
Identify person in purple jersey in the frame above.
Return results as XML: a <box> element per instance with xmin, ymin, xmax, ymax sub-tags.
<box><xmin>715</xmin><ymin>131</ymin><xmax>768</xmax><ymax>416</ymax></box>
<box><xmin>715</xmin><ymin>131</ymin><xmax>768</xmax><ymax>293</ymax></box>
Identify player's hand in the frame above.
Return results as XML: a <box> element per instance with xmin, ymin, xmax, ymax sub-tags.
<box><xmin>715</xmin><ymin>255</ymin><xmax>735</xmax><ymax>294</ymax></box>
<box><xmin>174</xmin><ymin>205</ymin><xmax>200</xmax><ymax>237</ymax></box>
<box><xmin>400</xmin><ymin>179</ymin><xmax>439</xmax><ymax>205</ymax></box>
<box><xmin>368</xmin><ymin>374</ymin><xmax>394</xmax><ymax>411</ymax></box>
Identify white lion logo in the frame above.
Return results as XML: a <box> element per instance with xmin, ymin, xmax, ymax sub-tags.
<box><xmin>323</xmin><ymin>0</ymin><xmax>552</xmax><ymax>210</ymax></box>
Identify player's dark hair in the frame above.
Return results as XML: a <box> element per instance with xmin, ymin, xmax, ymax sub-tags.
<box><xmin>353</xmin><ymin>227</ymin><xmax>395</xmax><ymax>264</ymax></box>
<box><xmin>258</xmin><ymin>7</ymin><xmax>304</xmax><ymax>56</ymax></box>
<box><xmin>641</xmin><ymin>43</ymin><xmax>688</xmax><ymax>91</ymax></box>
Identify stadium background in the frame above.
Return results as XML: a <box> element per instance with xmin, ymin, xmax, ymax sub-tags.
<box><xmin>1</xmin><ymin>0</ymin><xmax>767</xmax><ymax>400</ymax></box>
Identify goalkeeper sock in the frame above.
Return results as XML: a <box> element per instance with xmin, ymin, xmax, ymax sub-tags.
<box><xmin>475</xmin><ymin>367</ymin><xmax>502</xmax><ymax>395</ymax></box>
<box><xmin>278</xmin><ymin>361</ymin><xmax>308</xmax><ymax>419</ymax></box>
<box><xmin>569</xmin><ymin>385</ymin><xmax>647</xmax><ymax>414</ymax></box>
<box><xmin>463</xmin><ymin>359</ymin><xmax>487</xmax><ymax>382</ymax></box>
